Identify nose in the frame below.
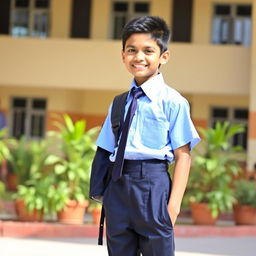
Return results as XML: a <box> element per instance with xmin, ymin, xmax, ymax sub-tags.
<box><xmin>134</xmin><ymin>51</ymin><xmax>144</xmax><ymax>61</ymax></box>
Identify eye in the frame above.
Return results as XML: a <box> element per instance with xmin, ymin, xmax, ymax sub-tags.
<box><xmin>145</xmin><ymin>49</ymin><xmax>154</xmax><ymax>54</ymax></box>
<box><xmin>127</xmin><ymin>48</ymin><xmax>135</xmax><ymax>53</ymax></box>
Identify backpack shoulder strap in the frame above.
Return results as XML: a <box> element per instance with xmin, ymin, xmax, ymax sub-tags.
<box><xmin>111</xmin><ymin>91</ymin><xmax>129</xmax><ymax>146</ymax></box>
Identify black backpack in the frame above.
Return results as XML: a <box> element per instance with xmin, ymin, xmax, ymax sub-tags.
<box><xmin>111</xmin><ymin>91</ymin><xmax>129</xmax><ymax>146</ymax></box>
<box><xmin>89</xmin><ymin>91</ymin><xmax>129</xmax><ymax>245</ymax></box>
<box><xmin>89</xmin><ymin>90</ymin><xmax>129</xmax><ymax>200</ymax></box>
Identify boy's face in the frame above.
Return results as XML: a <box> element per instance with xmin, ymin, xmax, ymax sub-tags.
<box><xmin>122</xmin><ymin>33</ymin><xmax>169</xmax><ymax>86</ymax></box>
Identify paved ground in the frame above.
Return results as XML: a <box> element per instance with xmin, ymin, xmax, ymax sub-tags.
<box><xmin>0</xmin><ymin>237</ymin><xmax>255</xmax><ymax>256</ymax></box>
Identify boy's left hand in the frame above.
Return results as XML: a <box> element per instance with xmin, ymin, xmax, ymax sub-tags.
<box><xmin>168</xmin><ymin>205</ymin><xmax>180</xmax><ymax>226</ymax></box>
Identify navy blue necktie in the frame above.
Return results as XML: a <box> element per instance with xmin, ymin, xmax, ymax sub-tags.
<box><xmin>112</xmin><ymin>88</ymin><xmax>144</xmax><ymax>182</ymax></box>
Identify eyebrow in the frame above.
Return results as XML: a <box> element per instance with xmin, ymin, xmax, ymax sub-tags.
<box><xmin>126</xmin><ymin>45</ymin><xmax>135</xmax><ymax>48</ymax></box>
<box><xmin>126</xmin><ymin>45</ymin><xmax>156</xmax><ymax>50</ymax></box>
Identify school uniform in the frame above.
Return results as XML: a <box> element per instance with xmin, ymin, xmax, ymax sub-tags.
<box><xmin>96</xmin><ymin>73</ymin><xmax>200</xmax><ymax>256</ymax></box>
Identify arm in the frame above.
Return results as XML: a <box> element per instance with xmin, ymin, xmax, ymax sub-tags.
<box><xmin>96</xmin><ymin>104</ymin><xmax>116</xmax><ymax>153</ymax></box>
<box><xmin>168</xmin><ymin>143</ymin><xmax>191</xmax><ymax>225</ymax></box>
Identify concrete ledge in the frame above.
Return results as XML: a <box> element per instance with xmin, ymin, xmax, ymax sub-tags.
<box><xmin>0</xmin><ymin>220</ymin><xmax>3</xmax><ymax>236</ymax></box>
<box><xmin>1</xmin><ymin>220</ymin><xmax>256</xmax><ymax>238</ymax></box>
<box><xmin>175</xmin><ymin>225</ymin><xmax>256</xmax><ymax>237</ymax></box>
<box><xmin>1</xmin><ymin>221</ymin><xmax>99</xmax><ymax>238</ymax></box>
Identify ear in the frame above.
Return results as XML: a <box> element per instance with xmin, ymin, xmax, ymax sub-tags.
<box><xmin>121</xmin><ymin>50</ymin><xmax>125</xmax><ymax>63</ymax></box>
<box><xmin>160</xmin><ymin>50</ymin><xmax>170</xmax><ymax>65</ymax></box>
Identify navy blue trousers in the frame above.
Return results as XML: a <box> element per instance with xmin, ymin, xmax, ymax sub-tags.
<box><xmin>103</xmin><ymin>159</ymin><xmax>175</xmax><ymax>256</ymax></box>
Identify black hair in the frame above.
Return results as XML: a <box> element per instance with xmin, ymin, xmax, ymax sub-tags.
<box><xmin>122</xmin><ymin>16</ymin><xmax>171</xmax><ymax>54</ymax></box>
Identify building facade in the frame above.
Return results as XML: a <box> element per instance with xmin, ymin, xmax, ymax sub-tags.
<box><xmin>0</xmin><ymin>0</ymin><xmax>255</xmax><ymax>172</ymax></box>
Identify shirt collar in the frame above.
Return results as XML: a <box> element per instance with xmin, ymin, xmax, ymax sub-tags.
<box><xmin>129</xmin><ymin>73</ymin><xmax>165</xmax><ymax>102</ymax></box>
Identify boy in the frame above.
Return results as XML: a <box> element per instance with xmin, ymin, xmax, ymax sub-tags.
<box><xmin>90</xmin><ymin>16</ymin><xmax>200</xmax><ymax>256</ymax></box>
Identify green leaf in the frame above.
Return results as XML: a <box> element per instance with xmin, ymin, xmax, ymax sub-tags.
<box><xmin>74</xmin><ymin>193</ymin><xmax>85</xmax><ymax>202</ymax></box>
<box><xmin>77</xmin><ymin>168</ymin><xmax>87</xmax><ymax>180</ymax></box>
<box><xmin>196</xmin><ymin>156</ymin><xmax>206</xmax><ymax>165</ymax></box>
<box><xmin>63</xmin><ymin>114</ymin><xmax>75</xmax><ymax>133</ymax></box>
<box><xmin>74</xmin><ymin>120</ymin><xmax>85</xmax><ymax>138</ymax></box>
<box><xmin>54</xmin><ymin>164</ymin><xmax>67</xmax><ymax>175</ymax></box>
<box><xmin>45</xmin><ymin>155</ymin><xmax>62</xmax><ymax>165</ymax></box>
<box><xmin>68</xmin><ymin>171</ymin><xmax>75</xmax><ymax>180</ymax></box>
<box><xmin>35</xmin><ymin>197</ymin><xmax>43</xmax><ymax>210</ymax></box>
<box><xmin>206</xmin><ymin>159</ymin><xmax>218</xmax><ymax>171</ymax></box>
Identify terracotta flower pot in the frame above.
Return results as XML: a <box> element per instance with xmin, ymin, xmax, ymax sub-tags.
<box><xmin>57</xmin><ymin>199</ymin><xmax>89</xmax><ymax>225</ymax></box>
<box><xmin>233</xmin><ymin>204</ymin><xmax>256</xmax><ymax>225</ymax></box>
<box><xmin>91</xmin><ymin>208</ymin><xmax>102</xmax><ymax>225</ymax></box>
<box><xmin>15</xmin><ymin>199</ymin><xmax>43</xmax><ymax>222</ymax></box>
<box><xmin>190</xmin><ymin>202</ymin><xmax>217</xmax><ymax>225</ymax></box>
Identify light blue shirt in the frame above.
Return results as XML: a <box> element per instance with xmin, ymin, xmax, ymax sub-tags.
<box><xmin>96</xmin><ymin>73</ymin><xmax>200</xmax><ymax>163</ymax></box>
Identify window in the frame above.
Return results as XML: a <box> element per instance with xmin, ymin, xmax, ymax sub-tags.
<box><xmin>10</xmin><ymin>0</ymin><xmax>50</xmax><ymax>38</ymax></box>
<box><xmin>112</xmin><ymin>1</ymin><xmax>150</xmax><ymax>39</ymax></box>
<box><xmin>10</xmin><ymin>97</ymin><xmax>47</xmax><ymax>139</ymax></box>
<box><xmin>212</xmin><ymin>3</ymin><xmax>252</xmax><ymax>46</ymax></box>
<box><xmin>71</xmin><ymin>0</ymin><xmax>91</xmax><ymax>38</ymax></box>
<box><xmin>172</xmin><ymin>0</ymin><xmax>193</xmax><ymax>42</ymax></box>
<box><xmin>211</xmin><ymin>107</ymin><xmax>248</xmax><ymax>149</ymax></box>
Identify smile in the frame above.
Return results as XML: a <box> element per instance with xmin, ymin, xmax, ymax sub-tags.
<box><xmin>132</xmin><ymin>64</ymin><xmax>148</xmax><ymax>69</ymax></box>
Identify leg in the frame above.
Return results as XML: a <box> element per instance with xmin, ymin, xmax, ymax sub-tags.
<box><xmin>131</xmin><ymin>170</ymin><xmax>175</xmax><ymax>256</ymax></box>
<box><xmin>104</xmin><ymin>178</ymin><xmax>139</xmax><ymax>256</ymax></box>
<box><xmin>106</xmin><ymin>228</ymin><xmax>139</xmax><ymax>256</ymax></box>
<box><xmin>139</xmin><ymin>232</ymin><xmax>174</xmax><ymax>256</ymax></box>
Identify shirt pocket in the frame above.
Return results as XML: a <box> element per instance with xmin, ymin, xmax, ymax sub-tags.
<box><xmin>141</xmin><ymin>117</ymin><xmax>169</xmax><ymax>149</ymax></box>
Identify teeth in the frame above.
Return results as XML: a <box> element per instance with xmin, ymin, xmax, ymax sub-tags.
<box><xmin>133</xmin><ymin>64</ymin><xmax>146</xmax><ymax>68</ymax></box>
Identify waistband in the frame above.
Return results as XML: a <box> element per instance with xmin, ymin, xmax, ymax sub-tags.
<box><xmin>122</xmin><ymin>159</ymin><xmax>168</xmax><ymax>173</ymax></box>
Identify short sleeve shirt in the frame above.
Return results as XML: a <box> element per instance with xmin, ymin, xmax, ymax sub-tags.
<box><xmin>96</xmin><ymin>73</ymin><xmax>200</xmax><ymax>163</ymax></box>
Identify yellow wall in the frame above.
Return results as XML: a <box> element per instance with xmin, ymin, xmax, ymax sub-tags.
<box><xmin>91</xmin><ymin>0</ymin><xmax>111</xmax><ymax>39</ymax></box>
<box><xmin>250</xmin><ymin>0</ymin><xmax>256</xmax><ymax>111</ymax></box>
<box><xmin>83</xmin><ymin>90</ymin><xmax>121</xmax><ymax>114</ymax></box>
<box><xmin>161</xmin><ymin>43</ymin><xmax>250</xmax><ymax>95</ymax></box>
<box><xmin>0</xmin><ymin>86</ymin><xmax>83</xmax><ymax>112</ymax></box>
<box><xmin>193</xmin><ymin>0</ymin><xmax>253</xmax><ymax>44</ymax></box>
<box><xmin>50</xmin><ymin>0</ymin><xmax>72</xmax><ymax>38</ymax></box>
<box><xmin>191</xmin><ymin>94</ymin><xmax>249</xmax><ymax>121</ymax></box>
<box><xmin>0</xmin><ymin>86</ymin><xmax>122</xmax><ymax>115</ymax></box>
<box><xmin>0</xmin><ymin>36</ymin><xmax>250</xmax><ymax>95</ymax></box>
<box><xmin>151</xmin><ymin>0</ymin><xmax>172</xmax><ymax>27</ymax></box>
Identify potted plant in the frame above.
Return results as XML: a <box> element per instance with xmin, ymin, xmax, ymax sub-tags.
<box><xmin>45</xmin><ymin>114</ymin><xmax>99</xmax><ymax>224</ymax></box>
<box><xmin>188</xmin><ymin>121</ymin><xmax>245</xmax><ymax>225</ymax></box>
<box><xmin>14</xmin><ymin>176</ymin><xmax>55</xmax><ymax>222</ymax></box>
<box><xmin>6</xmin><ymin>137</ymin><xmax>33</xmax><ymax>190</ymax></box>
<box><xmin>13</xmin><ymin>139</ymin><xmax>54</xmax><ymax>221</ymax></box>
<box><xmin>88</xmin><ymin>200</ymin><xmax>102</xmax><ymax>225</ymax></box>
<box><xmin>233</xmin><ymin>179</ymin><xmax>256</xmax><ymax>225</ymax></box>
